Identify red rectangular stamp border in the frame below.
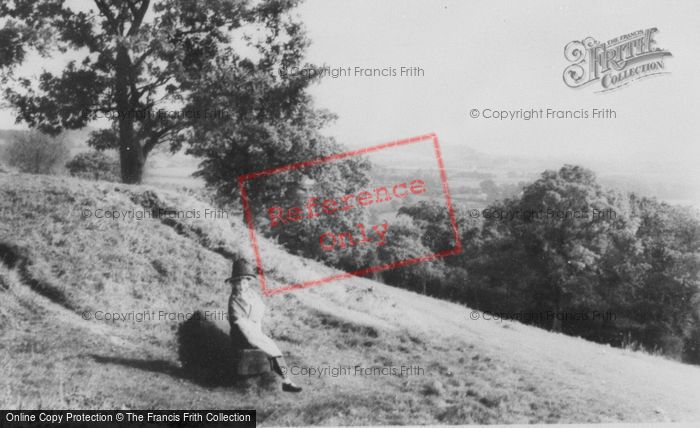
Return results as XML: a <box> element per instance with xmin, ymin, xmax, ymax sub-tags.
<box><xmin>238</xmin><ymin>133</ymin><xmax>463</xmax><ymax>296</ymax></box>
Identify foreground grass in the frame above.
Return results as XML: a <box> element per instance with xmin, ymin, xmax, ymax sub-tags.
<box><xmin>1</xmin><ymin>172</ymin><xmax>700</xmax><ymax>425</ymax></box>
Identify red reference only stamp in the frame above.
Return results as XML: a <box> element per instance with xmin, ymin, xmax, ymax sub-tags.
<box><xmin>239</xmin><ymin>133</ymin><xmax>462</xmax><ymax>296</ymax></box>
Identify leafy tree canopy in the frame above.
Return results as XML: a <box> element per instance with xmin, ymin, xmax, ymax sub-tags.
<box><xmin>0</xmin><ymin>0</ymin><xmax>308</xmax><ymax>183</ymax></box>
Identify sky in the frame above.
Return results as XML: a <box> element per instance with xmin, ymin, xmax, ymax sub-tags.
<box><xmin>293</xmin><ymin>0</ymin><xmax>699</xmax><ymax>167</ymax></box>
<box><xmin>1</xmin><ymin>0</ymin><xmax>698</xmax><ymax>200</ymax></box>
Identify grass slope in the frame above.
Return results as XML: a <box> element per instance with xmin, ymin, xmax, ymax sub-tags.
<box><xmin>1</xmin><ymin>172</ymin><xmax>700</xmax><ymax>425</ymax></box>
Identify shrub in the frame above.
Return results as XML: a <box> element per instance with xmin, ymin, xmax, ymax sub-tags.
<box><xmin>2</xmin><ymin>131</ymin><xmax>69</xmax><ymax>174</ymax></box>
<box><xmin>65</xmin><ymin>151</ymin><xmax>120</xmax><ymax>182</ymax></box>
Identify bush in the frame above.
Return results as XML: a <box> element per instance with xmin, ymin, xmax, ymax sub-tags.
<box><xmin>65</xmin><ymin>150</ymin><xmax>120</xmax><ymax>182</ymax></box>
<box><xmin>2</xmin><ymin>131</ymin><xmax>69</xmax><ymax>174</ymax></box>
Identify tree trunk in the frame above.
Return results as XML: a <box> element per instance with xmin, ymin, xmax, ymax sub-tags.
<box><xmin>115</xmin><ymin>45</ymin><xmax>144</xmax><ymax>184</ymax></box>
<box><xmin>119</xmin><ymin>138</ymin><xmax>144</xmax><ymax>184</ymax></box>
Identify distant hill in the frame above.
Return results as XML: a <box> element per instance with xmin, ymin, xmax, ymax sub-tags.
<box><xmin>1</xmin><ymin>172</ymin><xmax>700</xmax><ymax>424</ymax></box>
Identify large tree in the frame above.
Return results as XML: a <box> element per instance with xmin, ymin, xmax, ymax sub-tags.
<box><xmin>481</xmin><ymin>165</ymin><xmax>635</xmax><ymax>330</ymax></box>
<box><xmin>625</xmin><ymin>195</ymin><xmax>700</xmax><ymax>357</ymax></box>
<box><xmin>182</xmin><ymin>29</ymin><xmax>373</xmax><ymax>269</ymax></box>
<box><xmin>0</xmin><ymin>0</ymin><xmax>305</xmax><ymax>183</ymax></box>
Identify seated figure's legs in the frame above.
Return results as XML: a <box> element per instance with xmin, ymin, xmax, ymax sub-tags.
<box><xmin>232</xmin><ymin>319</ymin><xmax>302</xmax><ymax>392</ymax></box>
<box><xmin>235</xmin><ymin>318</ymin><xmax>282</xmax><ymax>358</ymax></box>
<box><xmin>269</xmin><ymin>355</ymin><xmax>287</xmax><ymax>377</ymax></box>
<box><xmin>269</xmin><ymin>356</ymin><xmax>302</xmax><ymax>393</ymax></box>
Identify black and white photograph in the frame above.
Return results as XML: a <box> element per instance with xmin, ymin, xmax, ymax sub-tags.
<box><xmin>1</xmin><ymin>0</ymin><xmax>700</xmax><ymax>427</ymax></box>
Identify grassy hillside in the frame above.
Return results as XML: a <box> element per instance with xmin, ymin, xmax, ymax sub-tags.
<box><xmin>1</xmin><ymin>172</ymin><xmax>700</xmax><ymax>425</ymax></box>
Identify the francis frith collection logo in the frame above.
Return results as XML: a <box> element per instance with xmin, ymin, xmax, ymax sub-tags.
<box><xmin>563</xmin><ymin>28</ymin><xmax>672</xmax><ymax>93</ymax></box>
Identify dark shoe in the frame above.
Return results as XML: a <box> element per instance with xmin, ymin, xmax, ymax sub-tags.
<box><xmin>282</xmin><ymin>381</ymin><xmax>302</xmax><ymax>393</ymax></box>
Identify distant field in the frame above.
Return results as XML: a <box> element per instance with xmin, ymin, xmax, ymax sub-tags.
<box><xmin>143</xmin><ymin>153</ymin><xmax>205</xmax><ymax>190</ymax></box>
